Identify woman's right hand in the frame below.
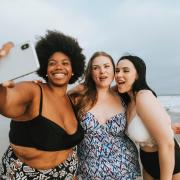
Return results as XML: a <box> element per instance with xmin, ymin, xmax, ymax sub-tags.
<box><xmin>172</xmin><ymin>123</ymin><xmax>180</xmax><ymax>134</ymax></box>
<box><xmin>0</xmin><ymin>42</ymin><xmax>14</xmax><ymax>58</ymax></box>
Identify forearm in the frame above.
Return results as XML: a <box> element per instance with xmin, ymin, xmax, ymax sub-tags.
<box><xmin>159</xmin><ymin>143</ymin><xmax>174</xmax><ymax>180</ymax></box>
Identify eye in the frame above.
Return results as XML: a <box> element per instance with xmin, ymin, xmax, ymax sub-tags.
<box><xmin>48</xmin><ymin>60</ymin><xmax>56</xmax><ymax>66</ymax></box>
<box><xmin>115</xmin><ymin>68</ymin><xmax>120</xmax><ymax>73</ymax></box>
<box><xmin>63</xmin><ymin>61</ymin><xmax>70</xmax><ymax>66</ymax></box>
<box><xmin>92</xmin><ymin>66</ymin><xmax>98</xmax><ymax>70</ymax></box>
<box><xmin>105</xmin><ymin>65</ymin><xmax>110</xmax><ymax>68</ymax></box>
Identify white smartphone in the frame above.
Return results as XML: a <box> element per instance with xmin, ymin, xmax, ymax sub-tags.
<box><xmin>0</xmin><ymin>41</ymin><xmax>40</xmax><ymax>83</ymax></box>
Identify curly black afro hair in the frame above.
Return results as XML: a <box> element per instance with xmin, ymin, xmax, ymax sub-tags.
<box><xmin>35</xmin><ymin>30</ymin><xmax>86</xmax><ymax>84</ymax></box>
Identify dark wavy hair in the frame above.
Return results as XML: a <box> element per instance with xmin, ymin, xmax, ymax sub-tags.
<box><xmin>73</xmin><ymin>51</ymin><xmax>115</xmax><ymax>117</ymax></box>
<box><xmin>35</xmin><ymin>30</ymin><xmax>86</xmax><ymax>84</ymax></box>
<box><xmin>117</xmin><ymin>55</ymin><xmax>156</xmax><ymax>104</ymax></box>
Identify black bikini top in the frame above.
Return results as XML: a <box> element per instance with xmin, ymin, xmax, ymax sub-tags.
<box><xmin>9</xmin><ymin>85</ymin><xmax>84</xmax><ymax>151</ymax></box>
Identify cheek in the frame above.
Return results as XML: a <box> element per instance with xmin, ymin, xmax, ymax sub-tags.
<box><xmin>47</xmin><ymin>66</ymin><xmax>52</xmax><ymax>75</ymax></box>
<box><xmin>126</xmin><ymin>79</ymin><xmax>136</xmax><ymax>90</ymax></box>
<box><xmin>67</xmin><ymin>66</ymin><xmax>73</xmax><ymax>74</ymax></box>
<box><xmin>91</xmin><ymin>71</ymin><xmax>98</xmax><ymax>79</ymax></box>
<box><xmin>114</xmin><ymin>73</ymin><xmax>118</xmax><ymax>80</ymax></box>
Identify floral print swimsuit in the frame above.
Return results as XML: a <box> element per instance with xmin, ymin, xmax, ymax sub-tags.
<box><xmin>77</xmin><ymin>111</ymin><xmax>141</xmax><ymax>180</ymax></box>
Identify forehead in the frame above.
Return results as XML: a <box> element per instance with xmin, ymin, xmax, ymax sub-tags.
<box><xmin>49</xmin><ymin>52</ymin><xmax>70</xmax><ymax>61</ymax></box>
<box><xmin>117</xmin><ymin>59</ymin><xmax>135</xmax><ymax>69</ymax></box>
<box><xmin>92</xmin><ymin>55</ymin><xmax>112</xmax><ymax>66</ymax></box>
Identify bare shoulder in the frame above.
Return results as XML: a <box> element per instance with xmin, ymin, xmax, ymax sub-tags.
<box><xmin>135</xmin><ymin>90</ymin><xmax>158</xmax><ymax>109</ymax></box>
<box><xmin>136</xmin><ymin>89</ymin><xmax>155</xmax><ymax>101</ymax></box>
<box><xmin>11</xmin><ymin>81</ymin><xmax>43</xmax><ymax>99</ymax></box>
<box><xmin>14</xmin><ymin>81</ymin><xmax>41</xmax><ymax>91</ymax></box>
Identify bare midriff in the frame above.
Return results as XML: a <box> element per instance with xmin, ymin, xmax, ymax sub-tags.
<box><xmin>11</xmin><ymin>143</ymin><xmax>73</xmax><ymax>169</ymax></box>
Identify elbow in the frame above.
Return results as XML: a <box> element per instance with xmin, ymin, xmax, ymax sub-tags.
<box><xmin>159</xmin><ymin>138</ymin><xmax>175</xmax><ymax>151</ymax></box>
<box><xmin>167</xmin><ymin>139</ymin><xmax>175</xmax><ymax>150</ymax></box>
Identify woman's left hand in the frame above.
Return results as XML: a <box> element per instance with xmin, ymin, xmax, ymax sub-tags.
<box><xmin>32</xmin><ymin>80</ymin><xmax>43</xmax><ymax>84</ymax></box>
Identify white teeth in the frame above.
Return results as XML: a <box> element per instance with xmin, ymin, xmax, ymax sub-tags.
<box><xmin>54</xmin><ymin>73</ymin><xmax>65</xmax><ymax>78</ymax></box>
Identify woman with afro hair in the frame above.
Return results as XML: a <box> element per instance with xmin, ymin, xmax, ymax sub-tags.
<box><xmin>0</xmin><ymin>30</ymin><xmax>85</xmax><ymax>179</ymax></box>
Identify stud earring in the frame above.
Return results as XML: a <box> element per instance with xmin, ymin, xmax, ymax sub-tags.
<box><xmin>72</xmin><ymin>73</ymin><xmax>74</xmax><ymax>76</ymax></box>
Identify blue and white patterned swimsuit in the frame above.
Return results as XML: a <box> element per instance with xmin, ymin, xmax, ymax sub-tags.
<box><xmin>77</xmin><ymin>111</ymin><xmax>141</xmax><ymax>180</ymax></box>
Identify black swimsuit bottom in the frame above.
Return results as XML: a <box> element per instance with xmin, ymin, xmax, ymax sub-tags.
<box><xmin>140</xmin><ymin>139</ymin><xmax>180</xmax><ymax>178</ymax></box>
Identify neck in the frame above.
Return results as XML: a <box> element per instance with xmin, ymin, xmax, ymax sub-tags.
<box><xmin>128</xmin><ymin>91</ymin><xmax>135</xmax><ymax>101</ymax></box>
<box><xmin>96</xmin><ymin>86</ymin><xmax>113</xmax><ymax>99</ymax></box>
<box><xmin>47</xmin><ymin>83</ymin><xmax>68</xmax><ymax>97</ymax></box>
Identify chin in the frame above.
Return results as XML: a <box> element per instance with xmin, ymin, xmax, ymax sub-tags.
<box><xmin>51</xmin><ymin>80</ymin><xmax>69</xmax><ymax>87</ymax></box>
<box><xmin>117</xmin><ymin>87</ymin><xmax>126</xmax><ymax>94</ymax></box>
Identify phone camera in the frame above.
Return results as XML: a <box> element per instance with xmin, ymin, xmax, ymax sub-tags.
<box><xmin>21</xmin><ymin>44</ymin><xmax>29</xmax><ymax>50</ymax></box>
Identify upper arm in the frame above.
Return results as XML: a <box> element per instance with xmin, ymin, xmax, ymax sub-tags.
<box><xmin>68</xmin><ymin>84</ymin><xmax>85</xmax><ymax>105</ymax></box>
<box><xmin>136</xmin><ymin>90</ymin><xmax>173</xmax><ymax>145</ymax></box>
<box><xmin>68</xmin><ymin>84</ymin><xmax>84</xmax><ymax>95</ymax></box>
<box><xmin>0</xmin><ymin>81</ymin><xmax>37</xmax><ymax>118</ymax></box>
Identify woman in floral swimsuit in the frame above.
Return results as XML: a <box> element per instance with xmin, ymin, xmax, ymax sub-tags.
<box><xmin>69</xmin><ymin>52</ymin><xmax>141</xmax><ymax>179</ymax></box>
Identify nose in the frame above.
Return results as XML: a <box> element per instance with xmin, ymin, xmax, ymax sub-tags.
<box><xmin>115</xmin><ymin>71</ymin><xmax>123</xmax><ymax>78</ymax></box>
<box><xmin>100</xmin><ymin>67</ymin><xmax>106</xmax><ymax>74</ymax></box>
<box><xmin>55</xmin><ymin>62</ymin><xmax>63</xmax><ymax>69</ymax></box>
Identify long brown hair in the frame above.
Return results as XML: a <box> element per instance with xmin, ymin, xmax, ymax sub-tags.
<box><xmin>72</xmin><ymin>51</ymin><xmax>115</xmax><ymax>118</ymax></box>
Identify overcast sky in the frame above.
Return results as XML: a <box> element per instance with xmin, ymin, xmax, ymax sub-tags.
<box><xmin>0</xmin><ymin>0</ymin><xmax>180</xmax><ymax>95</ymax></box>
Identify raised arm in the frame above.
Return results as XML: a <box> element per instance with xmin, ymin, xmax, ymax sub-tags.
<box><xmin>136</xmin><ymin>90</ymin><xmax>174</xmax><ymax>180</ymax></box>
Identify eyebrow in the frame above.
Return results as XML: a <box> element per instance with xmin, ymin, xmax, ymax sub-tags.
<box><xmin>117</xmin><ymin>66</ymin><xmax>130</xmax><ymax>69</ymax></box>
<box><xmin>49</xmin><ymin>58</ymin><xmax>70</xmax><ymax>62</ymax></box>
<box><xmin>92</xmin><ymin>63</ymin><xmax>111</xmax><ymax>66</ymax></box>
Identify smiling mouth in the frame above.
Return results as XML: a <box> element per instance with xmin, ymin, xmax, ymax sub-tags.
<box><xmin>99</xmin><ymin>76</ymin><xmax>108</xmax><ymax>81</ymax></box>
<box><xmin>52</xmin><ymin>72</ymin><xmax>66</xmax><ymax>79</ymax></box>
<box><xmin>117</xmin><ymin>81</ymin><xmax>125</xmax><ymax>86</ymax></box>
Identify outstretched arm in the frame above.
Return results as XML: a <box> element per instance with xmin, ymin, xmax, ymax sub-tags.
<box><xmin>0</xmin><ymin>42</ymin><xmax>37</xmax><ymax>118</ymax></box>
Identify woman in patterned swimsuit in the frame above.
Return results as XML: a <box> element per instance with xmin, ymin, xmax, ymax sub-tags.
<box><xmin>69</xmin><ymin>52</ymin><xmax>141</xmax><ymax>179</ymax></box>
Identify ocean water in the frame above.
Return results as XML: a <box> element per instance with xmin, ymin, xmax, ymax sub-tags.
<box><xmin>0</xmin><ymin>96</ymin><xmax>180</xmax><ymax>159</ymax></box>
